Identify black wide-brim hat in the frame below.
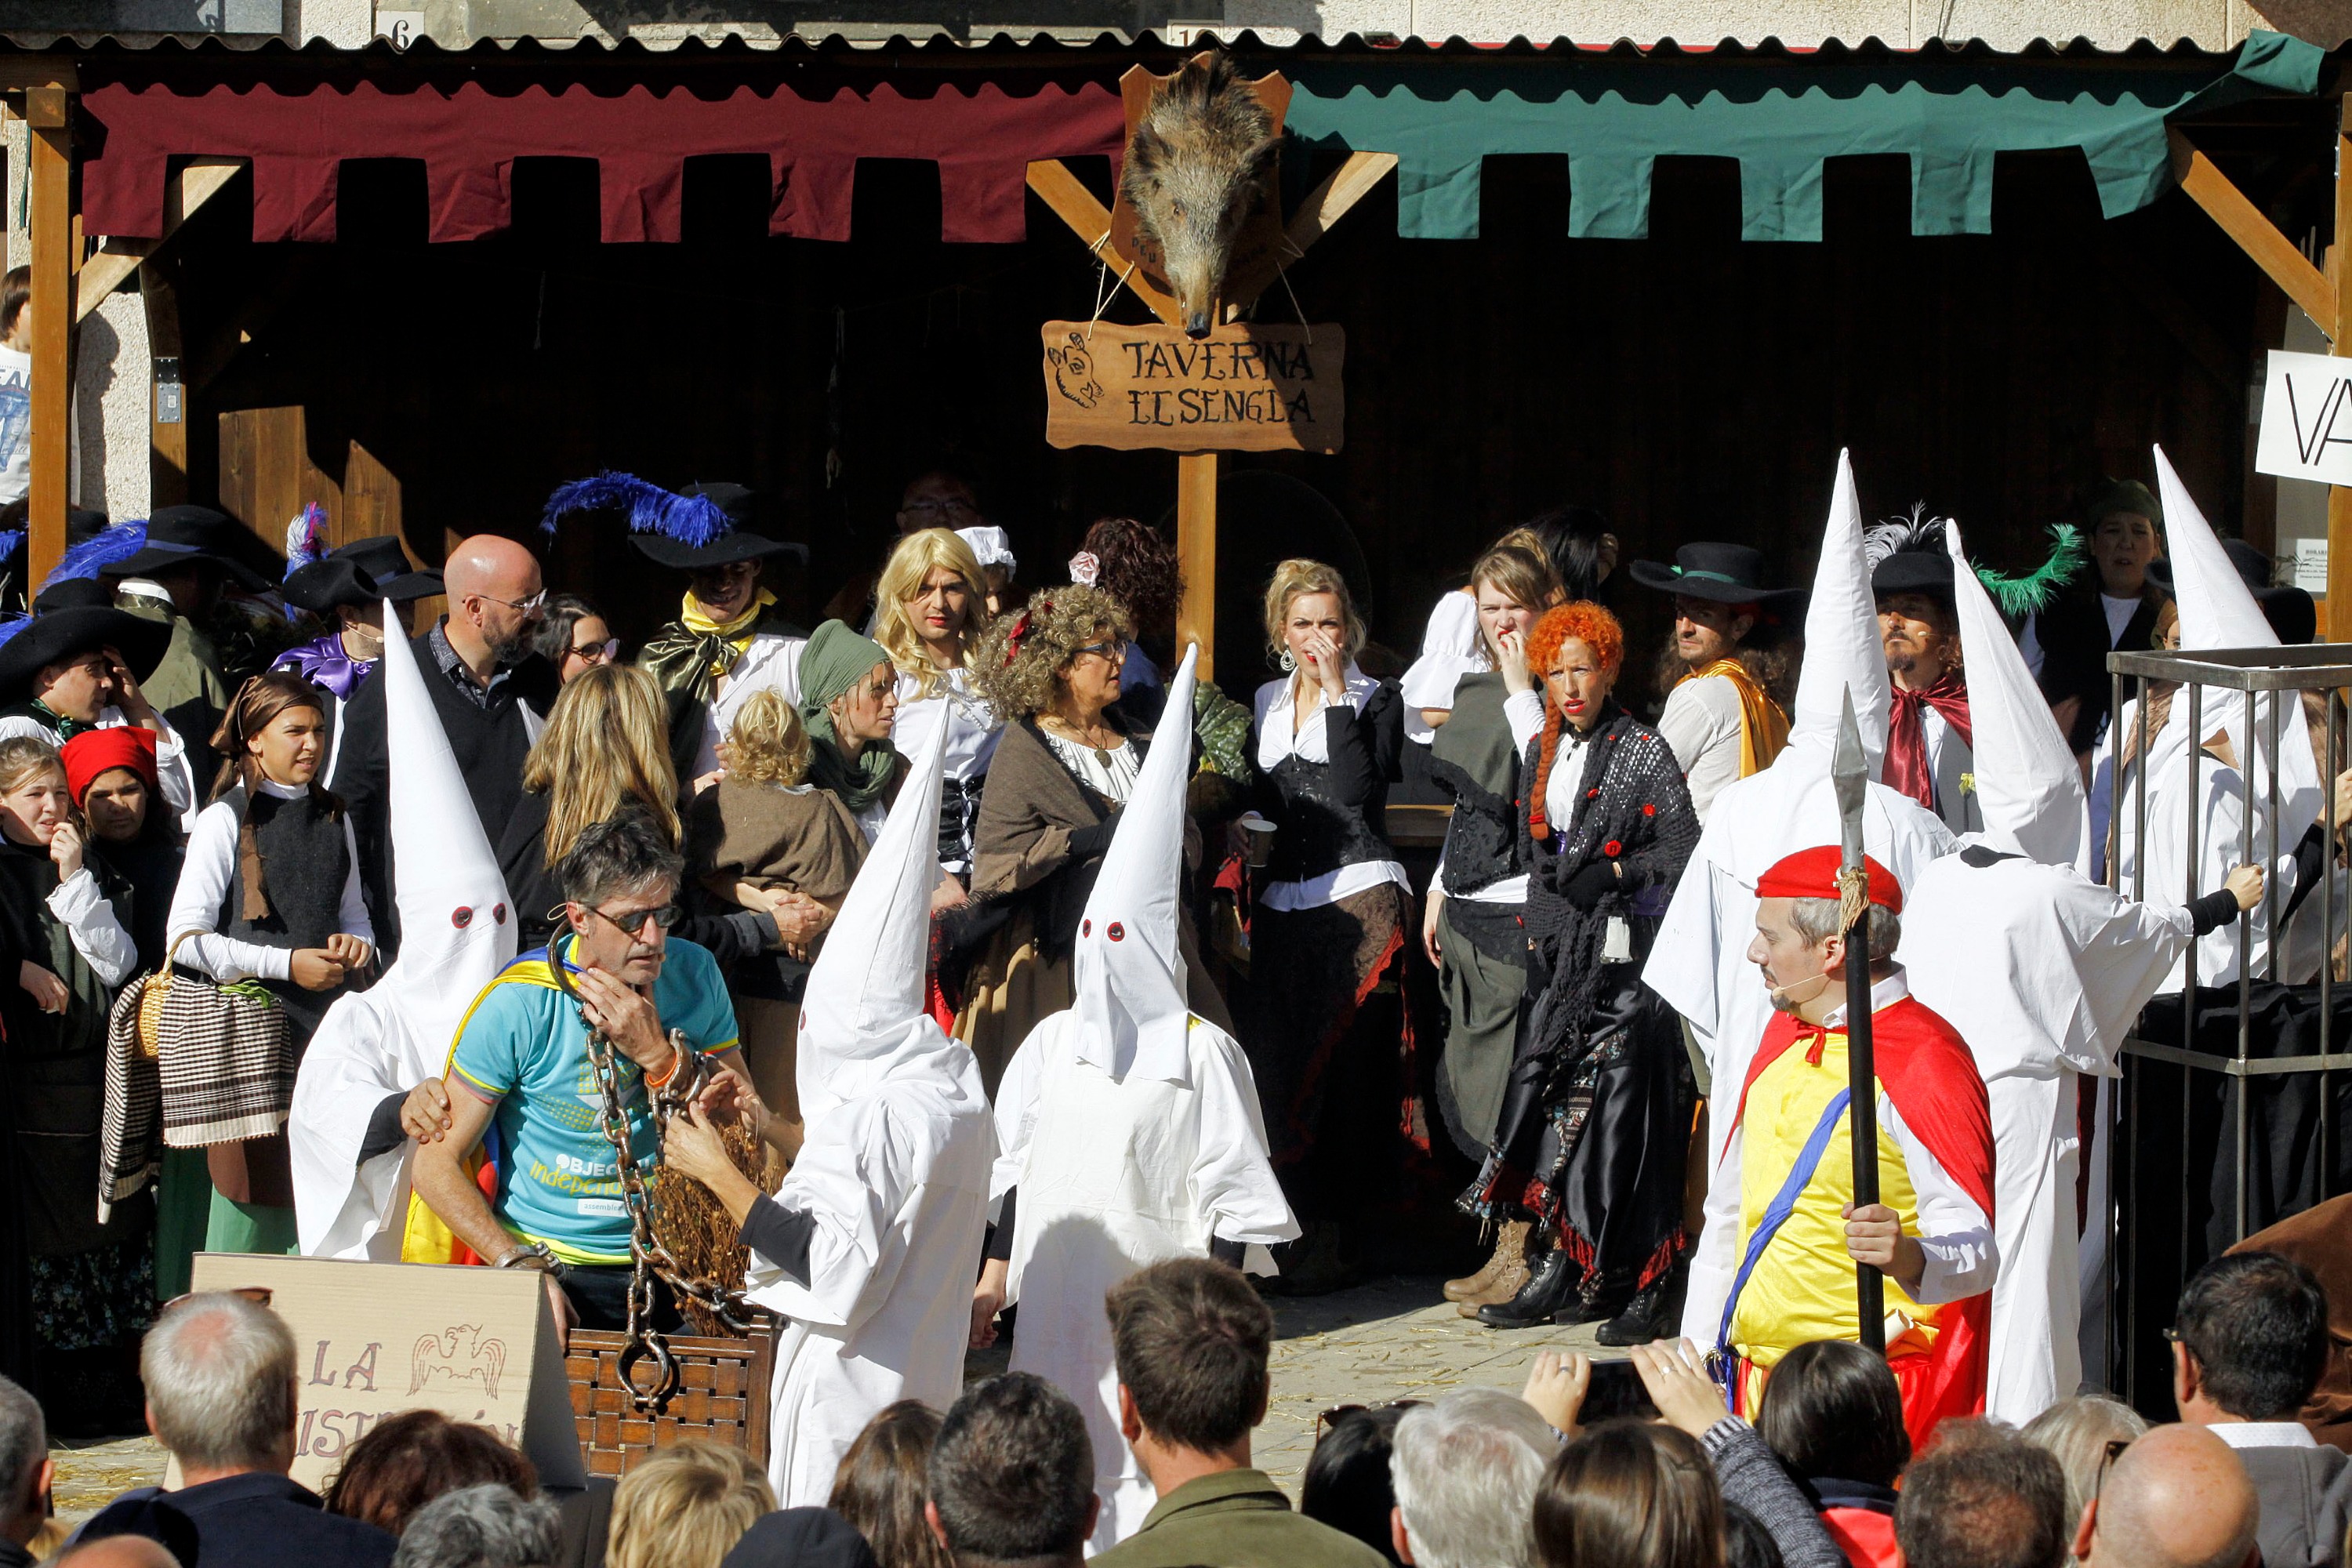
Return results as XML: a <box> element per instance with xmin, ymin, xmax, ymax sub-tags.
<box><xmin>1628</xmin><ymin>543</ymin><xmax>1806</xmax><ymax>609</ymax></box>
<box><xmin>328</xmin><ymin>535</ymin><xmax>444</xmax><ymax>603</ymax></box>
<box><xmin>283</xmin><ymin>557</ymin><xmax>430</xmax><ymax>615</ymax></box>
<box><xmin>623</xmin><ymin>483</ymin><xmax>810</xmax><ymax>572</ymax></box>
<box><xmin>1871</xmin><ymin>551</ymin><xmax>1958</xmax><ymax>600</ymax></box>
<box><xmin>110</xmin><ymin>505</ymin><xmax>274</xmax><ymax>593</ymax></box>
<box><xmin>0</xmin><ymin>606</ymin><xmax>172</xmax><ymax>700</ymax></box>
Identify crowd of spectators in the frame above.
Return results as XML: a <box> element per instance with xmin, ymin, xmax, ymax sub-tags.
<box><xmin>7</xmin><ymin>1247</ymin><xmax>2348</xmax><ymax>1568</ymax></box>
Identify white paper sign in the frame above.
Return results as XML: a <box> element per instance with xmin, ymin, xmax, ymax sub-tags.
<box><xmin>2297</xmin><ymin>536</ymin><xmax>2330</xmax><ymax>593</ymax></box>
<box><xmin>2256</xmin><ymin>349</ymin><xmax>2352</xmax><ymax>486</ymax></box>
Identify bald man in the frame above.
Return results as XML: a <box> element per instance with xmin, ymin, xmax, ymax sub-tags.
<box><xmin>57</xmin><ymin>1538</ymin><xmax>183</xmax><ymax>1568</ymax></box>
<box><xmin>2073</xmin><ymin>1425</ymin><xmax>2260</xmax><ymax>1568</ymax></box>
<box><xmin>329</xmin><ymin>532</ymin><xmax>560</xmax><ymax>956</ymax></box>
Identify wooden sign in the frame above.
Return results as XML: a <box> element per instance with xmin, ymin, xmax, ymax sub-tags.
<box><xmin>1041</xmin><ymin>321</ymin><xmax>1344</xmax><ymax>454</ymax></box>
<box><xmin>187</xmin><ymin>1252</ymin><xmax>587</xmax><ymax>1492</ymax></box>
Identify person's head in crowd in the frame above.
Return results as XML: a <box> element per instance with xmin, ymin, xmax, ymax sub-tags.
<box><xmin>1264</xmin><ymin>557</ymin><xmax>1367</xmax><ymax>688</ymax></box>
<box><xmin>532</xmin><ymin>593</ymin><xmax>618</xmax><ymax>685</ymax></box>
<box><xmin>2172</xmin><ymin>1250</ymin><xmax>2332</xmax><ymax>1425</ymax></box>
<box><xmin>389</xmin><ymin>1483</ymin><xmax>562</xmax><ymax>1568</ymax></box>
<box><xmin>1301</xmin><ymin>1405</ymin><xmax>1409</xmax><ymax>1564</ymax></box>
<box><xmin>1876</xmin><ymin>587</ymin><xmax>1961</xmax><ymax>694</ymax></box>
<box><xmin>2085</xmin><ymin>478</ymin><xmax>2165</xmax><ymax>601</ymax></box>
<box><xmin>1533</xmin><ymin>1421</ymin><xmax>1721</xmax><ymax>1568</ymax></box>
<box><xmin>524</xmin><ymin>662</ymin><xmax>681</xmax><ymax>866</ymax></box>
<box><xmin>830</xmin><ymin>1400</ymin><xmax>949</xmax><ymax>1568</ymax></box>
<box><xmin>724</xmin><ymin>688</ymin><xmax>815</xmax><ymax>792</ymax></box>
<box><xmin>1465</xmin><ymin>543</ymin><xmax>1562</xmax><ymax>672</ymax></box>
<box><xmin>1388</xmin><ymin>1388</ymin><xmax>1556</xmax><ymax>1568</ymax></box>
<box><xmin>0</xmin><ymin>1374</ymin><xmax>52</xmax><ymax>1551</ymax></box>
<box><xmin>324</xmin><ymin>1409</ymin><xmax>539</xmax><ymax>1537</ymax></box>
<box><xmin>1077</xmin><ymin>517</ymin><xmax>1183</xmax><ymax>656</ymax></box>
<box><xmin>0</xmin><ymin>735</ymin><xmax>73</xmax><ymax>856</ymax></box>
<box><xmin>31</xmin><ymin>644</ymin><xmax>122</xmax><ymax>725</ymax></box>
<box><xmin>1719</xmin><ymin>1503</ymin><xmax>1783</xmax><ymax>1568</ymax></box>
<box><xmin>140</xmin><ymin>1292</ymin><xmax>299</xmax><ymax>1481</ymax></box>
<box><xmin>1508</xmin><ymin>506</ymin><xmax>1619</xmax><ymax>604</ymax></box>
<box><xmin>557</xmin><ymin>809</ymin><xmax>685</xmax><ymax>989</ymax></box>
<box><xmin>1890</xmin><ymin>1421</ymin><xmax>2067</xmax><ymax>1568</ymax></box>
<box><xmin>896</xmin><ymin>471</ymin><xmax>981</xmax><ymax>539</ymax></box>
<box><xmin>1750</xmin><ymin>847</ymin><xmax>1903</xmax><ymax>1018</ymax></box>
<box><xmin>971</xmin><ymin>586</ymin><xmax>1132</xmax><ymax>728</ymax></box>
<box><xmin>1107</xmin><ymin>1257</ymin><xmax>1272</xmax><ymax>1478</ymax></box>
<box><xmin>2</xmin><ymin>265</ymin><xmax>29</xmax><ymax>353</ymax></box>
<box><xmin>956</xmin><ymin>527</ymin><xmax>1016</xmax><ymax>620</ymax></box>
<box><xmin>610</xmin><ymin>1441</ymin><xmax>775</xmax><ymax>1568</ymax></box>
<box><xmin>724</xmin><ymin>1508</ymin><xmax>882</xmax><ymax>1568</ymax></box>
<box><xmin>797</xmin><ymin>620</ymin><xmax>901</xmax><ymax>780</ymax></box>
<box><xmin>441</xmin><ymin>534</ymin><xmax>546</xmax><ymax>670</ymax></box>
<box><xmin>62</xmin><ymin>726</ymin><xmax>162</xmax><ymax>846</ymax></box>
<box><xmin>209</xmin><ymin>670</ymin><xmax>331</xmax><ymax>803</ymax></box>
<box><xmin>56</xmin><ymin>1539</ymin><xmax>180</xmax><ymax>1568</ymax></box>
<box><xmin>873</xmin><ymin>529</ymin><xmax>985</xmax><ymax>698</ymax></box>
<box><xmin>1754</xmin><ymin>1338</ymin><xmax>1910</xmax><ymax>1488</ymax></box>
<box><xmin>1525</xmin><ymin>601</ymin><xmax>1622</xmax><ymax>756</ymax></box>
<box><xmin>926</xmin><ymin>1373</ymin><xmax>1095</xmax><ymax>1568</ymax></box>
<box><xmin>2071</xmin><ymin>1423</ymin><xmax>2257</xmax><ymax>1568</ymax></box>
<box><xmin>2018</xmin><ymin>1395</ymin><xmax>2148</xmax><ymax>1536</ymax></box>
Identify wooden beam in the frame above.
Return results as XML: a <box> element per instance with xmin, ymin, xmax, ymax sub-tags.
<box><xmin>25</xmin><ymin>84</ymin><xmax>71</xmax><ymax>588</ymax></box>
<box><xmin>2170</xmin><ymin>129</ymin><xmax>2335</xmax><ymax>340</ymax></box>
<box><xmin>1283</xmin><ymin>151</ymin><xmax>1398</xmax><ymax>260</ymax></box>
<box><xmin>0</xmin><ymin>64</ymin><xmax>78</xmax><ymax>93</ymax></box>
<box><xmin>76</xmin><ymin>159</ymin><xmax>243</xmax><ymax>325</ymax></box>
<box><xmin>1024</xmin><ymin>160</ymin><xmax>1181</xmax><ymax>328</ymax></box>
<box><xmin>1175</xmin><ymin>451</ymin><xmax>1218</xmax><ymax>683</ymax></box>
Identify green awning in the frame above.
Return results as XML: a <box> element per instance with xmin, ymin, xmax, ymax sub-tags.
<box><xmin>1283</xmin><ymin>30</ymin><xmax>2325</xmax><ymax>241</ymax></box>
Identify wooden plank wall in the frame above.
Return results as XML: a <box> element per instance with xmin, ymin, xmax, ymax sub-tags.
<box><xmin>163</xmin><ymin>147</ymin><xmax>2263</xmax><ymax>696</ymax></box>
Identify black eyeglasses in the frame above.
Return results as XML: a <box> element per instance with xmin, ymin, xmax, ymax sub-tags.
<box><xmin>2092</xmin><ymin>1436</ymin><xmax>2133</xmax><ymax>1508</ymax></box>
<box><xmin>1071</xmin><ymin>641</ymin><xmax>1124</xmax><ymax>662</ymax></box>
<box><xmin>1315</xmin><ymin>1399</ymin><xmax>1424</xmax><ymax>1443</ymax></box>
<box><xmin>567</xmin><ymin>637</ymin><xmax>620</xmax><ymax>664</ymax></box>
<box><xmin>588</xmin><ymin>902</ymin><xmax>681</xmax><ymax>937</ymax></box>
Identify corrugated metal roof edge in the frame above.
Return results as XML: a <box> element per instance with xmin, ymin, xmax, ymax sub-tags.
<box><xmin>0</xmin><ymin>27</ymin><xmax>2307</xmax><ymax>65</ymax></box>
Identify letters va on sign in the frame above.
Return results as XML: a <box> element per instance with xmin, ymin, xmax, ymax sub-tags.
<box><xmin>2256</xmin><ymin>349</ymin><xmax>2352</xmax><ymax>487</ymax></box>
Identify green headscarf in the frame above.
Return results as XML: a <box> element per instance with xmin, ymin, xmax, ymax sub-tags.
<box><xmin>798</xmin><ymin>619</ymin><xmax>899</xmax><ymax>812</ymax></box>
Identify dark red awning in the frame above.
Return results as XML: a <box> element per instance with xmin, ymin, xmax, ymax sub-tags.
<box><xmin>79</xmin><ymin>76</ymin><xmax>1125</xmax><ymax>243</ymax></box>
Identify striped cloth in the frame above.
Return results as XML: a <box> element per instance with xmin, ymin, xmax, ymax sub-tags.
<box><xmin>157</xmin><ymin>971</ymin><xmax>293</xmax><ymax>1149</ymax></box>
<box><xmin>98</xmin><ymin>977</ymin><xmax>163</xmax><ymax>1225</ymax></box>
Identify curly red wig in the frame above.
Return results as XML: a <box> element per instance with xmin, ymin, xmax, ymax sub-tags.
<box><xmin>1527</xmin><ymin>601</ymin><xmax>1624</xmax><ymax>675</ymax></box>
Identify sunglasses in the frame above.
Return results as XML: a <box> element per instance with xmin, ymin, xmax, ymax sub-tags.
<box><xmin>1314</xmin><ymin>1399</ymin><xmax>1424</xmax><ymax>1443</ymax></box>
<box><xmin>567</xmin><ymin>637</ymin><xmax>620</xmax><ymax>664</ymax></box>
<box><xmin>588</xmin><ymin>902</ymin><xmax>681</xmax><ymax>937</ymax></box>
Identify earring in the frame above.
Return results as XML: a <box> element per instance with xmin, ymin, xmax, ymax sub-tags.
<box><xmin>1279</xmin><ymin>649</ymin><xmax>1298</xmax><ymax>673</ymax></box>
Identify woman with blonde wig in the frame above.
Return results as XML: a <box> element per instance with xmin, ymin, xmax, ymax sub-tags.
<box><xmin>873</xmin><ymin>528</ymin><xmax>1001</xmax><ymax>880</ymax></box>
<box><xmin>608</xmin><ymin>1439</ymin><xmax>775</xmax><ymax>1568</ymax></box>
<box><xmin>1237</xmin><ymin>558</ymin><xmax>1406</xmax><ymax>1294</ymax></box>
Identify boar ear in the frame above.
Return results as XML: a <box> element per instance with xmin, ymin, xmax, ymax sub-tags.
<box><xmin>1244</xmin><ymin>135</ymin><xmax>1283</xmax><ymax>180</ymax></box>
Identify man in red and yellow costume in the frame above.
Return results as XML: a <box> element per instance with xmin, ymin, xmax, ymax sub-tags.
<box><xmin>1683</xmin><ymin>844</ymin><xmax>1997</xmax><ymax>1454</ymax></box>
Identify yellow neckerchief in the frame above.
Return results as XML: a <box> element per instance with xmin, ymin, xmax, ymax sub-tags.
<box><xmin>680</xmin><ymin>587</ymin><xmax>776</xmax><ymax>680</ymax></box>
<box><xmin>1682</xmin><ymin>658</ymin><xmax>1791</xmax><ymax>777</ymax></box>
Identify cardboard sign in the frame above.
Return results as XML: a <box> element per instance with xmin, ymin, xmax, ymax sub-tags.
<box><xmin>186</xmin><ymin>1253</ymin><xmax>586</xmax><ymax>1492</ymax></box>
<box><xmin>1041</xmin><ymin>321</ymin><xmax>1344</xmax><ymax>454</ymax></box>
<box><xmin>2256</xmin><ymin>349</ymin><xmax>2352</xmax><ymax>487</ymax></box>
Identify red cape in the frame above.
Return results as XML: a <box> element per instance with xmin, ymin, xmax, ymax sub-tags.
<box><xmin>1733</xmin><ymin>993</ymin><xmax>1997</xmax><ymax>1452</ymax></box>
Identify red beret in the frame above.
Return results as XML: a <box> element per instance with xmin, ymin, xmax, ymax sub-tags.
<box><xmin>1754</xmin><ymin>844</ymin><xmax>1903</xmax><ymax>914</ymax></box>
<box><xmin>61</xmin><ymin>726</ymin><xmax>159</xmax><ymax>805</ymax></box>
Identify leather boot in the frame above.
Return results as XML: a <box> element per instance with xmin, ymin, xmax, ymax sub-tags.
<box><xmin>1478</xmin><ymin>1240</ymin><xmax>1581</xmax><ymax>1329</ymax></box>
<box><xmin>1594</xmin><ymin>1259</ymin><xmax>1688</xmax><ymax>1345</ymax></box>
<box><xmin>1455</xmin><ymin>1226</ymin><xmax>1534</xmax><ymax>1316</ymax></box>
<box><xmin>1444</xmin><ymin>1220</ymin><xmax>1530</xmax><ymax>1302</ymax></box>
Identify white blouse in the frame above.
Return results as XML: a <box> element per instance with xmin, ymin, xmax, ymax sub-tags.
<box><xmin>1253</xmin><ymin>667</ymin><xmax>1409</xmax><ymax>913</ymax></box>
<box><xmin>1397</xmin><ymin>590</ymin><xmax>1485</xmax><ymax>746</ymax></box>
<box><xmin>1041</xmin><ymin>732</ymin><xmax>1142</xmax><ymax>803</ymax></box>
<box><xmin>893</xmin><ymin>665</ymin><xmax>1004</xmax><ymax>785</ymax></box>
<box><xmin>167</xmin><ymin>778</ymin><xmax>373</xmax><ymax>983</ymax></box>
<box><xmin>696</xmin><ymin>632</ymin><xmax>807</xmax><ymax>782</ymax></box>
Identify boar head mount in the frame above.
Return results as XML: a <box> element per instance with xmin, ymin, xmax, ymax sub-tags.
<box><xmin>1119</xmin><ymin>53</ymin><xmax>1283</xmax><ymax>339</ymax></box>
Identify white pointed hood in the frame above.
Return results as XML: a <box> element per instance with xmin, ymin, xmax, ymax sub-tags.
<box><xmin>2153</xmin><ymin>445</ymin><xmax>2323</xmax><ymax>851</ymax></box>
<box><xmin>1073</xmin><ymin>644</ymin><xmax>1198</xmax><ymax>1083</ymax></box>
<box><xmin>1788</xmin><ymin>450</ymin><xmax>1890</xmax><ymax>771</ymax></box>
<box><xmin>1943</xmin><ymin>523</ymin><xmax>2089</xmax><ymax>869</ymax></box>
<box><xmin>377</xmin><ymin>597</ymin><xmax>517</xmax><ymax>1037</ymax></box>
<box><xmin>797</xmin><ymin>730</ymin><xmax>967</xmax><ymax>1120</ymax></box>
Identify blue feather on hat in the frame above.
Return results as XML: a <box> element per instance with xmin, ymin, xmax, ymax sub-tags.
<box><xmin>0</xmin><ymin>615</ymin><xmax>30</xmax><ymax>648</ymax></box>
<box><xmin>283</xmin><ymin>503</ymin><xmax>328</xmax><ymax>579</ymax></box>
<box><xmin>539</xmin><ymin>472</ymin><xmax>730</xmax><ymax>548</ymax></box>
<box><xmin>40</xmin><ymin>519</ymin><xmax>148</xmax><ymax>590</ymax></box>
<box><xmin>0</xmin><ymin>530</ymin><xmax>22</xmax><ymax>564</ymax></box>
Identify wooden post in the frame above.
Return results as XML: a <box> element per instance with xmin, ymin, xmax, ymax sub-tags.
<box><xmin>1177</xmin><ymin>452</ymin><xmax>1219</xmax><ymax>681</ymax></box>
<box><xmin>24</xmin><ymin>84</ymin><xmax>70</xmax><ymax>588</ymax></box>
<box><xmin>2331</xmin><ymin>99</ymin><xmax>2352</xmax><ymax>622</ymax></box>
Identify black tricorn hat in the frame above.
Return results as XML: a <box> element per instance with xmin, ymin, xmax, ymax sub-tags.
<box><xmin>1867</xmin><ymin>511</ymin><xmax>1958</xmax><ymax>601</ymax></box>
<box><xmin>285</xmin><ymin>536</ymin><xmax>443</xmax><ymax>613</ymax></box>
<box><xmin>626</xmin><ymin>483</ymin><xmax>809</xmax><ymax>572</ymax></box>
<box><xmin>1627</xmin><ymin>543</ymin><xmax>1806</xmax><ymax>609</ymax></box>
<box><xmin>0</xmin><ymin>605</ymin><xmax>172</xmax><ymax>700</ymax></box>
<box><xmin>110</xmin><ymin>505</ymin><xmax>274</xmax><ymax>593</ymax></box>
<box><xmin>541</xmin><ymin>474</ymin><xmax>809</xmax><ymax>572</ymax></box>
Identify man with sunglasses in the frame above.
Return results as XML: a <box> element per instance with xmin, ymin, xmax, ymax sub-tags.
<box><xmin>330</xmin><ymin>534</ymin><xmax>560</xmax><ymax>956</ymax></box>
<box><xmin>408</xmin><ymin>811</ymin><xmax>749</xmax><ymax>1335</ymax></box>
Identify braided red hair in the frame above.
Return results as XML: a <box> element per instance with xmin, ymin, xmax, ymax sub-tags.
<box><xmin>1525</xmin><ymin>601</ymin><xmax>1623</xmax><ymax>840</ymax></box>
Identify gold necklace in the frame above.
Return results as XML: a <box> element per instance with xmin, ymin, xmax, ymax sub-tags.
<box><xmin>1044</xmin><ymin>712</ymin><xmax>1116</xmax><ymax>764</ymax></box>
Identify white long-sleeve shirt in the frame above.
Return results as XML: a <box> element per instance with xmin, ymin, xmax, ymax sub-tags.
<box><xmin>1656</xmin><ymin>673</ymin><xmax>1746</xmax><ymax>821</ymax></box>
<box><xmin>1398</xmin><ymin>590</ymin><xmax>1484</xmax><ymax>746</ymax></box>
<box><xmin>167</xmin><ymin>779</ymin><xmax>372</xmax><ymax>982</ymax></box>
<box><xmin>45</xmin><ymin>864</ymin><xmax>137</xmax><ymax>989</ymax></box>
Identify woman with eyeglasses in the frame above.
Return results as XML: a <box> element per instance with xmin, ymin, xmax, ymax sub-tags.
<box><xmin>1234</xmin><ymin>559</ymin><xmax>1407</xmax><ymax>1296</ymax></box>
<box><xmin>533</xmin><ymin>593</ymin><xmax>621</xmax><ymax>685</ymax></box>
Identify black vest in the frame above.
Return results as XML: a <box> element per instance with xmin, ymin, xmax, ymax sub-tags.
<box><xmin>215</xmin><ymin>786</ymin><xmax>351</xmax><ymax>1038</ymax></box>
<box><xmin>1428</xmin><ymin>672</ymin><xmax>1523</xmax><ymax>897</ymax></box>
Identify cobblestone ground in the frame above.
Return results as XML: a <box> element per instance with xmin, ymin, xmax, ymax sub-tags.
<box><xmin>45</xmin><ymin>1273</ymin><xmax>1613</xmax><ymax>1530</ymax></box>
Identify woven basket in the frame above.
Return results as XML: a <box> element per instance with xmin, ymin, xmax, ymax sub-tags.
<box><xmin>565</xmin><ymin>1317</ymin><xmax>775</xmax><ymax>1479</ymax></box>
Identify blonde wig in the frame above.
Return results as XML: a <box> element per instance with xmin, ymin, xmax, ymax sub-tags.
<box><xmin>607</xmin><ymin>1440</ymin><xmax>775</xmax><ymax>1568</ymax></box>
<box><xmin>0</xmin><ymin>735</ymin><xmax>63</xmax><ymax>797</ymax></box>
<box><xmin>969</xmin><ymin>584</ymin><xmax>1134</xmax><ymax>722</ymax></box>
<box><xmin>1261</xmin><ymin>557</ymin><xmax>1367</xmax><ymax>666</ymax></box>
<box><xmin>523</xmin><ymin>662</ymin><xmax>682</xmax><ymax>866</ymax></box>
<box><xmin>873</xmin><ymin>527</ymin><xmax>987</xmax><ymax>700</ymax></box>
<box><xmin>721</xmin><ymin>688</ymin><xmax>813</xmax><ymax>789</ymax></box>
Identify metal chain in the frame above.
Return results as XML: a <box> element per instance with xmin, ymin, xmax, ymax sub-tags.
<box><xmin>580</xmin><ymin>1018</ymin><xmax>760</xmax><ymax>1412</ymax></box>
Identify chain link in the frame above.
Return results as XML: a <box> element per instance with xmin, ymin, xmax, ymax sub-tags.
<box><xmin>580</xmin><ymin>1018</ymin><xmax>760</xmax><ymax>1413</ymax></box>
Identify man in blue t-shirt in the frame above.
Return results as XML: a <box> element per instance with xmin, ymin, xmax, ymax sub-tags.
<box><xmin>411</xmin><ymin>811</ymin><xmax>748</xmax><ymax>1333</ymax></box>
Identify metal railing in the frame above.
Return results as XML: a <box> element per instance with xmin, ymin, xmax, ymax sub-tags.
<box><xmin>2103</xmin><ymin>641</ymin><xmax>2352</xmax><ymax>1409</ymax></box>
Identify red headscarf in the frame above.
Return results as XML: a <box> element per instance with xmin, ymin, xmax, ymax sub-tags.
<box><xmin>60</xmin><ymin>726</ymin><xmax>159</xmax><ymax>806</ymax></box>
